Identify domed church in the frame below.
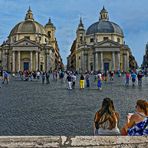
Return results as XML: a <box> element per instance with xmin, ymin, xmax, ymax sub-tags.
<box><xmin>67</xmin><ymin>7</ymin><xmax>137</xmax><ymax>72</ymax></box>
<box><xmin>0</xmin><ymin>7</ymin><xmax>63</xmax><ymax>72</ymax></box>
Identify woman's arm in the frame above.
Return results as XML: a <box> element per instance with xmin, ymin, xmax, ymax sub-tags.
<box><xmin>121</xmin><ymin>114</ymin><xmax>136</xmax><ymax>135</ymax></box>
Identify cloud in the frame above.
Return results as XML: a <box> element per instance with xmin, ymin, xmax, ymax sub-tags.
<box><xmin>0</xmin><ymin>0</ymin><xmax>148</xmax><ymax>65</ymax></box>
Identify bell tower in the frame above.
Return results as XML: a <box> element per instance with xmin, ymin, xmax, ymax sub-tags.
<box><xmin>76</xmin><ymin>17</ymin><xmax>85</xmax><ymax>47</ymax></box>
<box><xmin>44</xmin><ymin>18</ymin><xmax>56</xmax><ymax>42</ymax></box>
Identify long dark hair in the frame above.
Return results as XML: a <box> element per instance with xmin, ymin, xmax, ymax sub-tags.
<box><xmin>99</xmin><ymin>98</ymin><xmax>115</xmax><ymax>115</ymax></box>
<box><xmin>97</xmin><ymin>98</ymin><xmax>116</xmax><ymax>125</ymax></box>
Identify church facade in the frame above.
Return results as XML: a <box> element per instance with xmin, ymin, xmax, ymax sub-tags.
<box><xmin>67</xmin><ymin>7</ymin><xmax>137</xmax><ymax>73</ymax></box>
<box><xmin>0</xmin><ymin>7</ymin><xmax>63</xmax><ymax>72</ymax></box>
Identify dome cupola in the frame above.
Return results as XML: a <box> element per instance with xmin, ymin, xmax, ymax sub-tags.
<box><xmin>86</xmin><ymin>7</ymin><xmax>124</xmax><ymax>37</ymax></box>
<box><xmin>25</xmin><ymin>6</ymin><xmax>34</xmax><ymax>21</ymax></box>
<box><xmin>99</xmin><ymin>6</ymin><xmax>109</xmax><ymax>21</ymax></box>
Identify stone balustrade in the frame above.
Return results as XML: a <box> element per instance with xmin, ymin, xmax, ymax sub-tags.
<box><xmin>0</xmin><ymin>136</ymin><xmax>147</xmax><ymax>147</ymax></box>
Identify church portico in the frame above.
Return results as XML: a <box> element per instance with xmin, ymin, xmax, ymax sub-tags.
<box><xmin>11</xmin><ymin>49</ymin><xmax>41</xmax><ymax>72</ymax></box>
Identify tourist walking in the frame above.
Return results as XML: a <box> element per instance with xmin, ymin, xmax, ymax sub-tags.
<box><xmin>121</xmin><ymin>99</ymin><xmax>148</xmax><ymax>136</ymax></box>
<box><xmin>94</xmin><ymin>98</ymin><xmax>120</xmax><ymax>135</ymax></box>
<box><xmin>2</xmin><ymin>71</ymin><xmax>9</xmax><ymax>84</ymax></box>
<box><xmin>131</xmin><ymin>72</ymin><xmax>137</xmax><ymax>86</ymax></box>
<box><xmin>71</xmin><ymin>73</ymin><xmax>76</xmax><ymax>89</ymax></box>
<box><xmin>41</xmin><ymin>72</ymin><xmax>46</xmax><ymax>84</ymax></box>
<box><xmin>97</xmin><ymin>73</ymin><xmax>102</xmax><ymax>90</ymax></box>
<box><xmin>37</xmin><ymin>71</ymin><xmax>40</xmax><ymax>80</ymax></box>
<box><xmin>59</xmin><ymin>71</ymin><xmax>64</xmax><ymax>83</ymax></box>
<box><xmin>67</xmin><ymin>74</ymin><xmax>72</xmax><ymax>89</ymax></box>
<box><xmin>24</xmin><ymin>70</ymin><xmax>29</xmax><ymax>81</ymax></box>
<box><xmin>46</xmin><ymin>71</ymin><xmax>50</xmax><ymax>84</ymax></box>
<box><xmin>104</xmin><ymin>71</ymin><xmax>108</xmax><ymax>82</ymax></box>
<box><xmin>19</xmin><ymin>71</ymin><xmax>23</xmax><ymax>80</ymax></box>
<box><xmin>32</xmin><ymin>71</ymin><xmax>37</xmax><ymax>79</ymax></box>
<box><xmin>137</xmin><ymin>71</ymin><xmax>144</xmax><ymax>86</ymax></box>
<box><xmin>109</xmin><ymin>71</ymin><xmax>114</xmax><ymax>81</ymax></box>
<box><xmin>125</xmin><ymin>72</ymin><xmax>130</xmax><ymax>86</ymax></box>
<box><xmin>80</xmin><ymin>74</ymin><xmax>85</xmax><ymax>89</ymax></box>
<box><xmin>85</xmin><ymin>73</ymin><xmax>90</xmax><ymax>87</ymax></box>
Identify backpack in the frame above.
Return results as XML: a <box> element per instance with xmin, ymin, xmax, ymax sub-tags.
<box><xmin>128</xmin><ymin>117</ymin><xmax>148</xmax><ymax>136</ymax></box>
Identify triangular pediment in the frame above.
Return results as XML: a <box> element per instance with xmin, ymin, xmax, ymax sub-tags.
<box><xmin>11</xmin><ymin>38</ymin><xmax>41</xmax><ymax>47</ymax></box>
<box><xmin>95</xmin><ymin>39</ymin><xmax>120</xmax><ymax>47</ymax></box>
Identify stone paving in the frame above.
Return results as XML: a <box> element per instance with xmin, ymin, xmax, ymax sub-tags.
<box><xmin>0</xmin><ymin>75</ymin><xmax>148</xmax><ymax>136</ymax></box>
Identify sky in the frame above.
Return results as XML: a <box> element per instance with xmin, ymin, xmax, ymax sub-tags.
<box><xmin>0</xmin><ymin>0</ymin><xmax>148</xmax><ymax>66</ymax></box>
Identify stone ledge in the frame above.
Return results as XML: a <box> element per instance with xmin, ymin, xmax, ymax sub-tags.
<box><xmin>0</xmin><ymin>136</ymin><xmax>147</xmax><ymax>147</ymax></box>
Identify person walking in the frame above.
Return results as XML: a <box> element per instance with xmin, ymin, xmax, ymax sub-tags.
<box><xmin>137</xmin><ymin>71</ymin><xmax>144</xmax><ymax>86</ymax></box>
<box><xmin>80</xmin><ymin>74</ymin><xmax>85</xmax><ymax>89</ymax></box>
<box><xmin>71</xmin><ymin>73</ymin><xmax>76</xmax><ymax>89</ymax></box>
<box><xmin>131</xmin><ymin>71</ymin><xmax>137</xmax><ymax>86</ymax></box>
<box><xmin>41</xmin><ymin>72</ymin><xmax>46</xmax><ymax>84</ymax></box>
<box><xmin>2</xmin><ymin>71</ymin><xmax>9</xmax><ymax>84</ymax></box>
<box><xmin>97</xmin><ymin>73</ymin><xmax>102</xmax><ymax>90</ymax></box>
<box><xmin>37</xmin><ymin>71</ymin><xmax>40</xmax><ymax>80</ymax></box>
<box><xmin>104</xmin><ymin>71</ymin><xmax>108</xmax><ymax>82</ymax></box>
<box><xmin>110</xmin><ymin>71</ymin><xmax>114</xmax><ymax>81</ymax></box>
<box><xmin>85</xmin><ymin>73</ymin><xmax>90</xmax><ymax>87</ymax></box>
<box><xmin>125</xmin><ymin>72</ymin><xmax>130</xmax><ymax>86</ymax></box>
<box><xmin>94</xmin><ymin>98</ymin><xmax>120</xmax><ymax>135</ymax></box>
<box><xmin>67</xmin><ymin>74</ymin><xmax>72</xmax><ymax>89</ymax></box>
<box><xmin>46</xmin><ymin>71</ymin><xmax>50</xmax><ymax>84</ymax></box>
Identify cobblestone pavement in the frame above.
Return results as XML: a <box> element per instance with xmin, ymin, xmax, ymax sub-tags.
<box><xmin>0</xmin><ymin>75</ymin><xmax>148</xmax><ymax>136</ymax></box>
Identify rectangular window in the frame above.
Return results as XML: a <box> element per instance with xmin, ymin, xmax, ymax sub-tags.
<box><xmin>24</xmin><ymin>36</ymin><xmax>30</xmax><ymax>40</ymax></box>
<box><xmin>103</xmin><ymin>37</ymin><xmax>108</xmax><ymax>40</ymax></box>
<box><xmin>90</xmin><ymin>38</ymin><xmax>94</xmax><ymax>42</ymax></box>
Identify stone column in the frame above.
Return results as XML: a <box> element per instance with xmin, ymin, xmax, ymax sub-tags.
<box><xmin>35</xmin><ymin>52</ymin><xmax>38</xmax><ymax>71</ymax></box>
<box><xmin>12</xmin><ymin>51</ymin><xmax>15</xmax><ymax>72</ymax></box>
<box><xmin>18</xmin><ymin>51</ymin><xmax>21</xmax><ymax>71</ymax></box>
<box><xmin>95</xmin><ymin>52</ymin><xmax>98</xmax><ymax>72</ymax></box>
<box><xmin>124</xmin><ymin>54</ymin><xmax>127</xmax><ymax>72</ymax></box>
<box><xmin>126</xmin><ymin>51</ymin><xmax>129</xmax><ymax>70</ymax></box>
<box><xmin>39</xmin><ymin>52</ymin><xmax>41</xmax><ymax>71</ymax></box>
<box><xmin>30</xmin><ymin>51</ymin><xmax>33</xmax><ymax>71</ymax></box>
<box><xmin>81</xmin><ymin>51</ymin><xmax>84</xmax><ymax>73</ymax></box>
<box><xmin>117</xmin><ymin>52</ymin><xmax>120</xmax><ymax>70</ymax></box>
<box><xmin>112</xmin><ymin>52</ymin><xmax>115</xmax><ymax>71</ymax></box>
<box><xmin>100</xmin><ymin>52</ymin><xmax>104</xmax><ymax>72</ymax></box>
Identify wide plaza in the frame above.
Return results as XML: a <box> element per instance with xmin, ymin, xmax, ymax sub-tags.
<box><xmin>0</xmin><ymin>75</ymin><xmax>148</xmax><ymax>136</ymax></box>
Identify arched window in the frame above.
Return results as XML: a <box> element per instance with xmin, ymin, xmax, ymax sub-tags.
<box><xmin>117</xmin><ymin>38</ymin><xmax>120</xmax><ymax>43</ymax></box>
<box><xmin>90</xmin><ymin>38</ymin><xmax>94</xmax><ymax>42</ymax></box>
<box><xmin>80</xmin><ymin>36</ymin><xmax>83</xmax><ymax>43</ymax></box>
<box><xmin>48</xmin><ymin>31</ymin><xmax>51</xmax><ymax>38</ymax></box>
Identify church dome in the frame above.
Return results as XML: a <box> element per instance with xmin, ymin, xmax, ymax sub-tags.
<box><xmin>86</xmin><ymin>21</ymin><xmax>124</xmax><ymax>36</ymax></box>
<box><xmin>9</xmin><ymin>7</ymin><xmax>46</xmax><ymax>36</ymax></box>
<box><xmin>86</xmin><ymin>7</ymin><xmax>124</xmax><ymax>37</ymax></box>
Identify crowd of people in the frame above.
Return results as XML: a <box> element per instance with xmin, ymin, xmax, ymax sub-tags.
<box><xmin>94</xmin><ymin>98</ymin><xmax>148</xmax><ymax>136</ymax></box>
<box><xmin>0</xmin><ymin>68</ymin><xmax>148</xmax><ymax>90</ymax></box>
<box><xmin>65</xmin><ymin>69</ymin><xmax>147</xmax><ymax>90</ymax></box>
<box><xmin>0</xmin><ymin>68</ymin><xmax>148</xmax><ymax>136</ymax></box>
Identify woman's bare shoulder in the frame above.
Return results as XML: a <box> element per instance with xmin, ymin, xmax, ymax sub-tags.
<box><xmin>114</xmin><ymin>112</ymin><xmax>120</xmax><ymax>118</ymax></box>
